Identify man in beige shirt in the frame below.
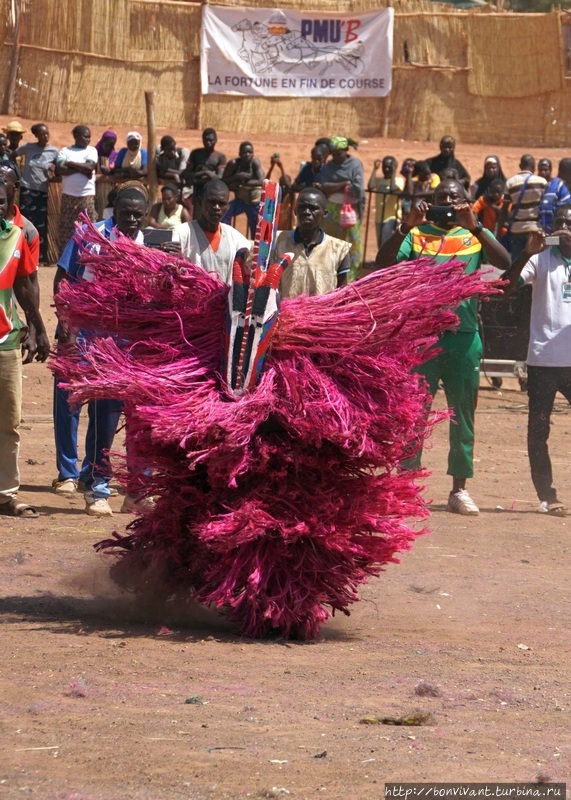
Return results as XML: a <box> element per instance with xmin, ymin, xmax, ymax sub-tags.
<box><xmin>272</xmin><ymin>188</ymin><xmax>351</xmax><ymax>299</ymax></box>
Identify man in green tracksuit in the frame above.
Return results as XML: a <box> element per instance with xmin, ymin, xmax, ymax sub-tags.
<box><xmin>375</xmin><ymin>179</ymin><xmax>510</xmax><ymax>516</ymax></box>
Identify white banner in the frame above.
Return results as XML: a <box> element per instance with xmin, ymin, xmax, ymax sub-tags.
<box><xmin>201</xmin><ymin>6</ymin><xmax>393</xmax><ymax>98</ymax></box>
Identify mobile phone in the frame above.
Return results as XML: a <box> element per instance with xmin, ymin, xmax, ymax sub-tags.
<box><xmin>426</xmin><ymin>205</ymin><xmax>456</xmax><ymax>226</ymax></box>
<box><xmin>544</xmin><ymin>235</ymin><xmax>561</xmax><ymax>246</ymax></box>
<box><xmin>143</xmin><ymin>228</ymin><xmax>173</xmax><ymax>248</ymax></box>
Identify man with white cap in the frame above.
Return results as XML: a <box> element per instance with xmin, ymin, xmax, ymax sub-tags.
<box><xmin>113</xmin><ymin>132</ymin><xmax>148</xmax><ymax>181</ymax></box>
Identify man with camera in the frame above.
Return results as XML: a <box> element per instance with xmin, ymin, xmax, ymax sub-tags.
<box><xmin>501</xmin><ymin>205</ymin><xmax>571</xmax><ymax>516</ymax></box>
<box><xmin>53</xmin><ymin>185</ymin><xmax>149</xmax><ymax>517</ymax></box>
<box><xmin>375</xmin><ymin>179</ymin><xmax>510</xmax><ymax>516</ymax></box>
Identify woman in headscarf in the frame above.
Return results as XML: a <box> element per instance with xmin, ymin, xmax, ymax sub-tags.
<box><xmin>113</xmin><ymin>132</ymin><xmax>148</xmax><ymax>184</ymax></box>
<box><xmin>471</xmin><ymin>155</ymin><xmax>506</xmax><ymax>201</ymax></box>
<box><xmin>14</xmin><ymin>123</ymin><xmax>58</xmax><ymax>264</ymax></box>
<box><xmin>316</xmin><ymin>135</ymin><xmax>364</xmax><ymax>282</ymax></box>
<box><xmin>95</xmin><ymin>130</ymin><xmax>118</xmax><ymax>170</ymax></box>
<box><xmin>94</xmin><ymin>130</ymin><xmax>118</xmax><ymax>217</ymax></box>
<box><xmin>55</xmin><ymin>125</ymin><xmax>98</xmax><ymax>256</ymax></box>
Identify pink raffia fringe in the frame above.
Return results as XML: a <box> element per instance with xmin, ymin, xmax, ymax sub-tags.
<box><xmin>52</xmin><ymin>221</ymin><xmax>499</xmax><ymax>639</ymax></box>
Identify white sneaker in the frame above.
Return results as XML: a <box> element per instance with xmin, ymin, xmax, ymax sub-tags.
<box><xmin>85</xmin><ymin>497</ymin><xmax>113</xmax><ymax>517</ymax></box>
<box><xmin>447</xmin><ymin>489</ymin><xmax>479</xmax><ymax>516</ymax></box>
<box><xmin>120</xmin><ymin>495</ymin><xmax>156</xmax><ymax>514</ymax></box>
<box><xmin>538</xmin><ymin>501</ymin><xmax>549</xmax><ymax>514</ymax></box>
<box><xmin>52</xmin><ymin>478</ymin><xmax>77</xmax><ymax>495</ymax></box>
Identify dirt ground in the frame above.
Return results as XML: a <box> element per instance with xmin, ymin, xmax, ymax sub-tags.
<box><xmin>1</xmin><ymin>121</ymin><xmax>570</xmax><ymax>799</ymax></box>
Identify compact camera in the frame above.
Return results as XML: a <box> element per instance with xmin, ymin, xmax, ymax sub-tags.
<box><xmin>544</xmin><ymin>235</ymin><xmax>561</xmax><ymax>246</ymax></box>
<box><xmin>426</xmin><ymin>205</ymin><xmax>456</xmax><ymax>226</ymax></box>
<box><xmin>143</xmin><ymin>229</ymin><xmax>173</xmax><ymax>248</ymax></box>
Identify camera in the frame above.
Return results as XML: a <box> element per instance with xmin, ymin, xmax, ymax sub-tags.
<box><xmin>143</xmin><ymin>229</ymin><xmax>173</xmax><ymax>248</ymax></box>
<box><xmin>426</xmin><ymin>205</ymin><xmax>456</xmax><ymax>226</ymax></box>
<box><xmin>544</xmin><ymin>235</ymin><xmax>561</xmax><ymax>246</ymax></box>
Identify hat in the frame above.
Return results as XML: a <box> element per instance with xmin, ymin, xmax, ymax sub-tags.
<box><xmin>126</xmin><ymin>131</ymin><xmax>142</xmax><ymax>143</ymax></box>
<box><xmin>2</xmin><ymin>120</ymin><xmax>26</xmax><ymax>134</ymax></box>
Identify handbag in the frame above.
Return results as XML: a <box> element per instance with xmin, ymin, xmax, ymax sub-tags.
<box><xmin>339</xmin><ymin>188</ymin><xmax>357</xmax><ymax>229</ymax></box>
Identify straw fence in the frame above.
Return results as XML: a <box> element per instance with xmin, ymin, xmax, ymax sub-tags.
<box><xmin>1</xmin><ymin>0</ymin><xmax>569</xmax><ymax>146</ymax></box>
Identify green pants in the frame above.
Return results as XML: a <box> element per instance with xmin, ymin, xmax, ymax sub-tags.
<box><xmin>411</xmin><ymin>331</ymin><xmax>482</xmax><ymax>479</ymax></box>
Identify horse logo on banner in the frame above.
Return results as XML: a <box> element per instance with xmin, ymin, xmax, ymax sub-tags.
<box><xmin>231</xmin><ymin>17</ymin><xmax>365</xmax><ymax>77</ymax></box>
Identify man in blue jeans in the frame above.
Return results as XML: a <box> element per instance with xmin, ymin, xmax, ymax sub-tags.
<box><xmin>53</xmin><ymin>185</ymin><xmax>148</xmax><ymax>517</ymax></box>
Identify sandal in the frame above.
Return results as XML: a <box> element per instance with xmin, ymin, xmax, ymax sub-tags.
<box><xmin>0</xmin><ymin>499</ymin><xmax>40</xmax><ymax>518</ymax></box>
<box><xmin>547</xmin><ymin>501</ymin><xmax>568</xmax><ymax>517</ymax></box>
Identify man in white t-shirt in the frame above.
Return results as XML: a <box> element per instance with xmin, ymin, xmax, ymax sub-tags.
<box><xmin>169</xmin><ymin>179</ymin><xmax>250</xmax><ymax>285</ymax></box>
<box><xmin>502</xmin><ymin>204</ymin><xmax>571</xmax><ymax>516</ymax></box>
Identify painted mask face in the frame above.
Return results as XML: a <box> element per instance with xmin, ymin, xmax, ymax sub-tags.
<box><xmin>223</xmin><ymin>180</ymin><xmax>292</xmax><ymax>396</ymax></box>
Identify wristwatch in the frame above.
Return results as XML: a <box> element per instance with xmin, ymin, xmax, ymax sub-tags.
<box><xmin>469</xmin><ymin>221</ymin><xmax>483</xmax><ymax>235</ymax></box>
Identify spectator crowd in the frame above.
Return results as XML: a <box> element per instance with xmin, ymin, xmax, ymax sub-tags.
<box><xmin>2</xmin><ymin>121</ymin><xmax>571</xmax><ymax>523</ymax></box>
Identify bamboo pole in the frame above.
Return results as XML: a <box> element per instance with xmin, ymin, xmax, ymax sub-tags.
<box><xmin>3</xmin><ymin>0</ymin><xmax>23</xmax><ymax>115</ymax></box>
<box><xmin>362</xmin><ymin>189</ymin><xmax>373</xmax><ymax>269</ymax></box>
<box><xmin>393</xmin><ymin>63</ymin><xmax>469</xmax><ymax>72</ymax></box>
<box><xmin>145</xmin><ymin>90</ymin><xmax>159</xmax><ymax>206</ymax></box>
<box><xmin>197</xmin><ymin>0</ymin><xmax>208</xmax><ymax>129</ymax></box>
<box><xmin>382</xmin><ymin>94</ymin><xmax>392</xmax><ymax>138</ymax></box>
<box><xmin>15</xmin><ymin>42</ymin><xmax>200</xmax><ymax>64</ymax></box>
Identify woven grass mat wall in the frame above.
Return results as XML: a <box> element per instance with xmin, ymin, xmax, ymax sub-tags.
<box><xmin>467</xmin><ymin>13</ymin><xmax>563</xmax><ymax>98</ymax></box>
<box><xmin>389</xmin><ymin>68</ymin><xmax>570</xmax><ymax>148</ymax></box>
<box><xmin>8</xmin><ymin>0</ymin><xmax>200</xmax><ymax>128</ymax></box>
